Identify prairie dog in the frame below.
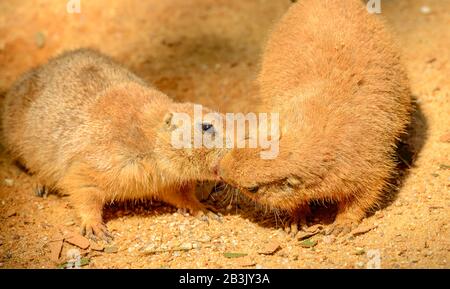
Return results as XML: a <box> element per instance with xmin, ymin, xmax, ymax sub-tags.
<box><xmin>219</xmin><ymin>0</ymin><xmax>411</xmax><ymax>235</ymax></box>
<box><xmin>2</xmin><ymin>49</ymin><xmax>225</xmax><ymax>239</ymax></box>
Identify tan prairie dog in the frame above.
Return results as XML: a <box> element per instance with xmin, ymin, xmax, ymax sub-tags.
<box><xmin>2</xmin><ymin>49</ymin><xmax>225</xmax><ymax>240</ymax></box>
<box><xmin>219</xmin><ymin>0</ymin><xmax>411</xmax><ymax>235</ymax></box>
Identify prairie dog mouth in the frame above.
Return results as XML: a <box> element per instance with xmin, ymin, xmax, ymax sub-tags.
<box><xmin>238</xmin><ymin>177</ymin><xmax>306</xmax><ymax>210</ymax></box>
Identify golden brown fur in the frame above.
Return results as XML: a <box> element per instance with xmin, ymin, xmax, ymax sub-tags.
<box><xmin>219</xmin><ymin>0</ymin><xmax>411</xmax><ymax>235</ymax></box>
<box><xmin>2</xmin><ymin>49</ymin><xmax>224</xmax><ymax>239</ymax></box>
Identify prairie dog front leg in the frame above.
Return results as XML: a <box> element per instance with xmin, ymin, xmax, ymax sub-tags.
<box><xmin>159</xmin><ymin>183</ymin><xmax>214</xmax><ymax>215</ymax></box>
<box><xmin>60</xmin><ymin>164</ymin><xmax>111</xmax><ymax>241</ymax></box>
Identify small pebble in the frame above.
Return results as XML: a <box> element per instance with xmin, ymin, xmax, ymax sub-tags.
<box><xmin>375</xmin><ymin>211</ymin><xmax>384</xmax><ymax>219</ymax></box>
<box><xmin>351</xmin><ymin>224</ymin><xmax>378</xmax><ymax>236</ymax></box>
<box><xmin>420</xmin><ymin>5</ymin><xmax>431</xmax><ymax>14</ymax></box>
<box><xmin>322</xmin><ymin>235</ymin><xmax>335</xmax><ymax>244</ymax></box>
<box><xmin>255</xmin><ymin>264</ymin><xmax>263</xmax><ymax>269</ymax></box>
<box><xmin>198</xmin><ymin>235</ymin><xmax>211</xmax><ymax>243</ymax></box>
<box><xmin>355</xmin><ymin>247</ymin><xmax>365</xmax><ymax>255</ymax></box>
<box><xmin>4</xmin><ymin>179</ymin><xmax>14</xmax><ymax>187</ymax></box>
<box><xmin>355</xmin><ymin>261</ymin><xmax>365</xmax><ymax>268</ymax></box>
<box><xmin>180</xmin><ymin>242</ymin><xmax>193</xmax><ymax>250</ymax></box>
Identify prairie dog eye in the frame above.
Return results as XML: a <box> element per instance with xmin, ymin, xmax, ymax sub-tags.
<box><xmin>246</xmin><ymin>186</ymin><xmax>259</xmax><ymax>194</ymax></box>
<box><xmin>201</xmin><ymin>122</ymin><xmax>214</xmax><ymax>133</ymax></box>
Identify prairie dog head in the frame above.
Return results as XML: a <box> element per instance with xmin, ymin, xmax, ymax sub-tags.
<box><xmin>217</xmin><ymin>128</ymin><xmax>325</xmax><ymax>212</ymax></box>
<box><xmin>218</xmin><ymin>148</ymin><xmax>305</xmax><ymax>211</ymax></box>
<box><xmin>153</xmin><ymin>102</ymin><xmax>228</xmax><ymax>182</ymax></box>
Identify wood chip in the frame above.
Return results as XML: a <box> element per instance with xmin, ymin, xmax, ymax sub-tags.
<box><xmin>49</xmin><ymin>240</ymin><xmax>63</xmax><ymax>262</ymax></box>
<box><xmin>65</xmin><ymin>234</ymin><xmax>90</xmax><ymax>249</ymax></box>
<box><xmin>305</xmin><ymin>224</ymin><xmax>324</xmax><ymax>233</ymax></box>
<box><xmin>104</xmin><ymin>246</ymin><xmax>118</xmax><ymax>253</ymax></box>
<box><xmin>237</xmin><ymin>256</ymin><xmax>256</xmax><ymax>267</ymax></box>
<box><xmin>351</xmin><ymin>224</ymin><xmax>378</xmax><ymax>237</ymax></box>
<box><xmin>6</xmin><ymin>210</ymin><xmax>17</xmax><ymax>217</ymax></box>
<box><xmin>50</xmin><ymin>233</ymin><xmax>64</xmax><ymax>242</ymax></box>
<box><xmin>297</xmin><ymin>231</ymin><xmax>319</xmax><ymax>241</ymax></box>
<box><xmin>295</xmin><ymin>225</ymin><xmax>324</xmax><ymax>240</ymax></box>
<box><xmin>258</xmin><ymin>243</ymin><xmax>281</xmax><ymax>255</ymax></box>
<box><xmin>90</xmin><ymin>242</ymin><xmax>104</xmax><ymax>251</ymax></box>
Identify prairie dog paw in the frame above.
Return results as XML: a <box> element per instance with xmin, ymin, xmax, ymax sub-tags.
<box><xmin>284</xmin><ymin>205</ymin><xmax>312</xmax><ymax>238</ymax></box>
<box><xmin>284</xmin><ymin>218</ymin><xmax>309</xmax><ymax>238</ymax></box>
<box><xmin>189</xmin><ymin>204</ymin><xmax>222</xmax><ymax>223</ymax></box>
<box><xmin>81</xmin><ymin>220</ymin><xmax>113</xmax><ymax>243</ymax></box>
<box><xmin>35</xmin><ymin>184</ymin><xmax>49</xmax><ymax>198</ymax></box>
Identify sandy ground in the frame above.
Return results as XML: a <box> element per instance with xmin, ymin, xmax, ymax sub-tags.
<box><xmin>0</xmin><ymin>0</ymin><xmax>448</xmax><ymax>269</ymax></box>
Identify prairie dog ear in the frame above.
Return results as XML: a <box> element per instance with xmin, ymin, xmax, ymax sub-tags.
<box><xmin>163</xmin><ymin>112</ymin><xmax>175</xmax><ymax>130</ymax></box>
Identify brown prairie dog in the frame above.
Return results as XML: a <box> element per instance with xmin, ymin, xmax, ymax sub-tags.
<box><xmin>2</xmin><ymin>49</ymin><xmax>225</xmax><ymax>240</ymax></box>
<box><xmin>219</xmin><ymin>0</ymin><xmax>411</xmax><ymax>235</ymax></box>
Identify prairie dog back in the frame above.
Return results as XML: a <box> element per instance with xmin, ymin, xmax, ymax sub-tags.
<box><xmin>3</xmin><ymin>49</ymin><xmax>148</xmax><ymax>185</ymax></box>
